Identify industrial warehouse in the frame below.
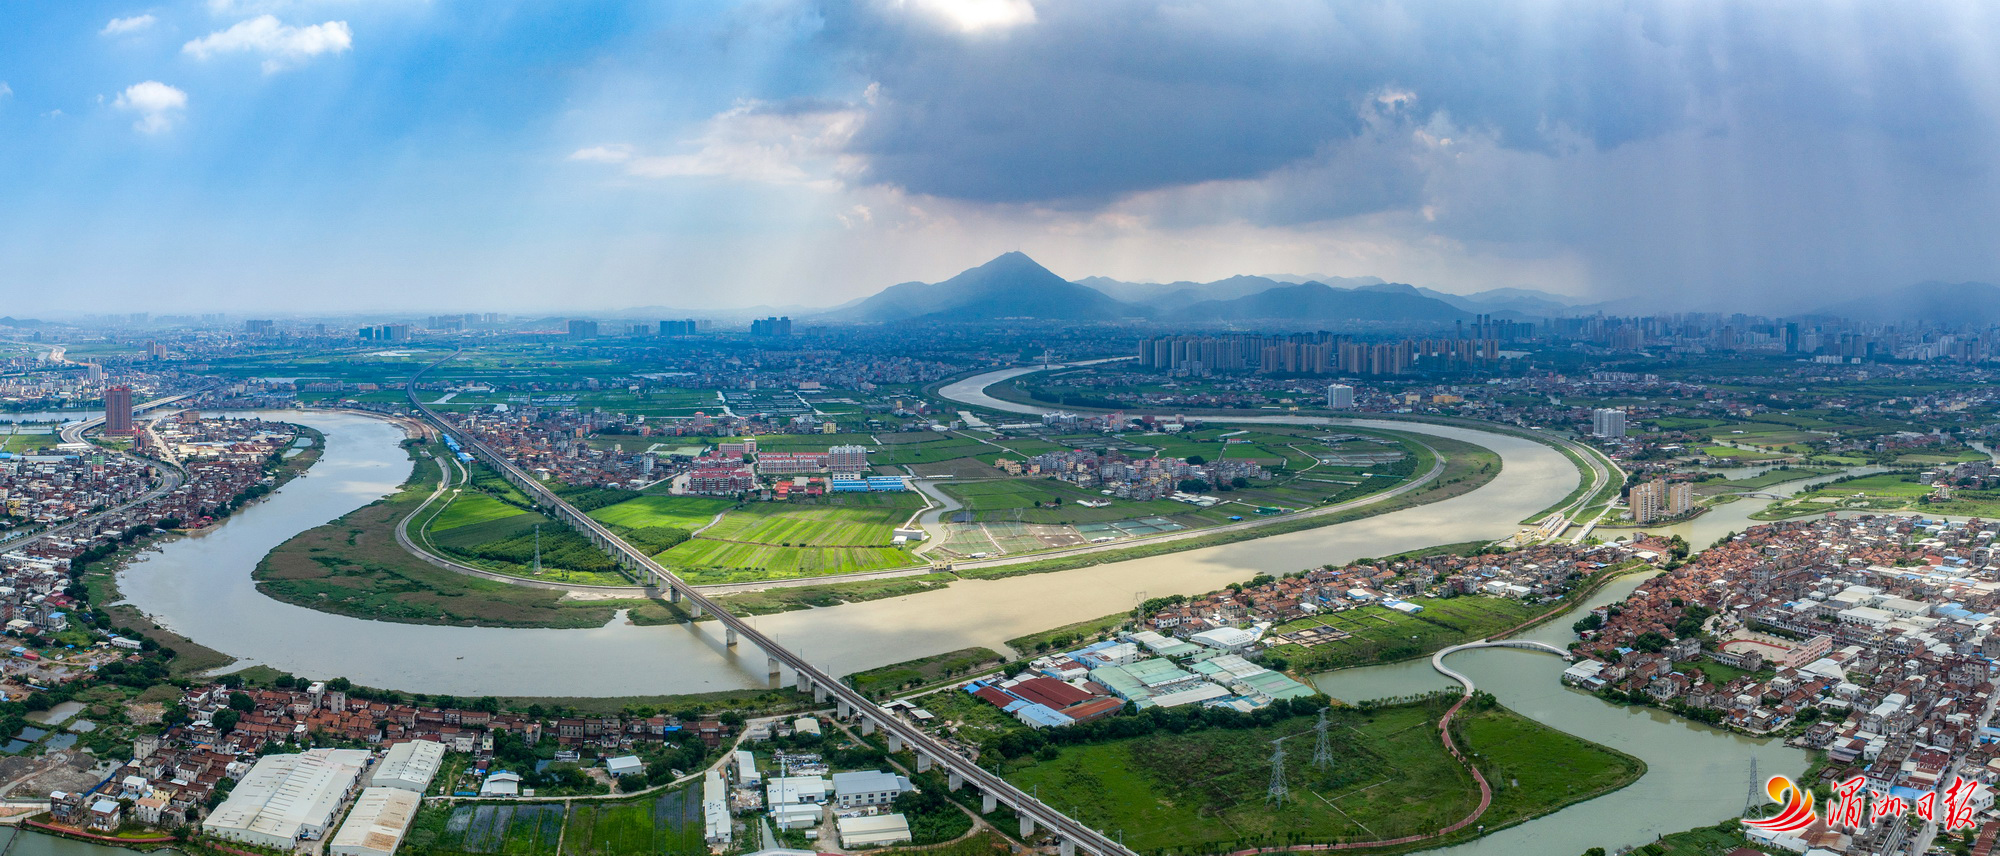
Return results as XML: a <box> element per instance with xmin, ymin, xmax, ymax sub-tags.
<box><xmin>201</xmin><ymin>741</ymin><xmax>444</xmax><ymax>852</ymax></box>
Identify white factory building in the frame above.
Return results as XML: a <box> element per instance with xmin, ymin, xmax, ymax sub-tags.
<box><xmin>367</xmin><ymin>740</ymin><xmax>446</xmax><ymax>793</ymax></box>
<box><xmin>329</xmin><ymin>788</ymin><xmax>422</xmax><ymax>856</ymax></box>
<box><xmin>203</xmin><ymin>748</ymin><xmax>372</xmax><ymax>849</ymax></box>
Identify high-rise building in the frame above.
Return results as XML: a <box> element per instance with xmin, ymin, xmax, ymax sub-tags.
<box><xmin>1628</xmin><ymin>479</ymin><xmax>1692</xmax><ymax>523</ymax></box>
<box><xmin>567</xmin><ymin>319</ymin><xmax>599</xmax><ymax>339</ymax></box>
<box><xmin>750</xmin><ymin>316</ymin><xmax>792</xmax><ymax>336</ymax></box>
<box><xmin>1326</xmin><ymin>384</ymin><xmax>1355</xmax><ymax>409</ymax></box>
<box><xmin>828</xmin><ymin>444</ymin><xmax>869</xmax><ymax>473</ymax></box>
<box><xmin>104</xmin><ymin>385</ymin><xmax>135</xmax><ymax>436</ymax></box>
<box><xmin>84</xmin><ymin>362</ymin><xmax>104</xmax><ymax>383</ymax></box>
<box><xmin>1591</xmin><ymin>408</ymin><xmax>1627</xmax><ymax>439</ymax></box>
<box><xmin>659</xmin><ymin>319</ymin><xmax>700</xmax><ymax>336</ymax></box>
<box><xmin>243</xmin><ymin>319</ymin><xmax>275</xmax><ymax>335</ymax></box>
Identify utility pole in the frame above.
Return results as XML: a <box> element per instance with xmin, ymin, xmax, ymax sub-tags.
<box><xmin>1744</xmin><ymin>757</ymin><xmax>1761</xmax><ymax>814</ymax></box>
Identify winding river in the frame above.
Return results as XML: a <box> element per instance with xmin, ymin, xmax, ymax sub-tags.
<box><xmin>100</xmin><ymin>372</ymin><xmax>1800</xmax><ymax>852</ymax></box>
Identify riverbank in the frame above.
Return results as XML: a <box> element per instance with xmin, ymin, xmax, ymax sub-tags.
<box><xmin>86</xmin><ymin>421</ymin><xmax>328</xmax><ymax>676</ymax></box>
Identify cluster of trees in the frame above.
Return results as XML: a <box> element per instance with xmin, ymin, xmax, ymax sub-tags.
<box><xmin>553</xmin><ymin>486</ymin><xmax>642</xmax><ymax>512</ymax></box>
<box><xmin>621</xmin><ymin>525</ymin><xmax>690</xmax><ymax>554</ymax></box>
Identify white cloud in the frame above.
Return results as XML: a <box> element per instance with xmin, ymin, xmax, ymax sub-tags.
<box><xmin>0</xmin><ymin>82</ymin><xmax>12</xmax><ymax>99</ymax></box>
<box><xmin>183</xmin><ymin>15</ymin><xmax>352</xmax><ymax>72</ymax></box>
<box><xmin>100</xmin><ymin>15</ymin><xmax>157</xmax><ymax>36</ymax></box>
<box><xmin>573</xmin><ymin>100</ymin><xmax>865</xmax><ymax>190</ymax></box>
<box><xmin>886</xmin><ymin>0</ymin><xmax>1036</xmax><ymax>34</ymax></box>
<box><xmin>567</xmin><ymin>144</ymin><xmax>633</xmax><ymax>164</ymax></box>
<box><xmin>113</xmin><ymin>81</ymin><xmax>187</xmax><ymax>134</ymax></box>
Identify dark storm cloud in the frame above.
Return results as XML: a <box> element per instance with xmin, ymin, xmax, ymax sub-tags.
<box><xmin>814</xmin><ymin>1</ymin><xmax>2000</xmax><ymax>306</ymax></box>
<box><xmin>822</xmin><ymin>0</ymin><xmax>1711</xmax><ymax>204</ymax></box>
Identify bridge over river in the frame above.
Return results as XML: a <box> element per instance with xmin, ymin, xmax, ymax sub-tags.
<box><xmin>406</xmin><ymin>356</ymin><xmax>1131</xmax><ymax>856</ymax></box>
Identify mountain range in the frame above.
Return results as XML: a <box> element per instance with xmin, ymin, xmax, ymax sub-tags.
<box><xmin>825</xmin><ymin>252</ymin><xmax>1582</xmax><ymax>325</ymax></box>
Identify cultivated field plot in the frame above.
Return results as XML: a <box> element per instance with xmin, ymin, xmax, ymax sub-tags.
<box><xmin>653</xmin><ymin>493</ymin><xmax>927</xmax><ymax>581</ymax></box>
<box><xmin>425</xmin><ymin>803</ymin><xmax>568</xmax><ymax>856</ymax></box>
<box><xmin>562</xmin><ymin>789</ymin><xmax>709</xmax><ymax>856</ymax></box>
<box><xmin>587</xmin><ymin>495</ymin><xmax>735</xmax><ymax>531</ymax></box>
<box><xmin>866</xmin><ymin>436</ymin><xmax>993</xmax><ymax>466</ymax></box>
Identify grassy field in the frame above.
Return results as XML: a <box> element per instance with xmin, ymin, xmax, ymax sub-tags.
<box><xmin>654</xmin><ymin>493</ymin><xmax>927</xmax><ymax>583</ymax></box>
<box><xmin>428</xmin><ymin>492</ymin><xmax>530</xmax><ymax>531</ymax></box>
<box><xmin>939</xmin><ymin>479</ymin><xmax>1209</xmax><ymax>526</ymax></box>
<box><xmin>1001</xmin><ymin>699</ymin><xmax>1640</xmax><ymax>853</ymax></box>
<box><xmin>1750</xmin><ymin>472</ymin><xmax>1934</xmax><ymax>519</ymax></box>
<box><xmin>1270</xmin><ymin>596</ymin><xmax>1546</xmax><ymax>674</ymax></box>
<box><xmin>1704</xmin><ymin>466</ymin><xmax>1842</xmax><ymax>491</ymax></box>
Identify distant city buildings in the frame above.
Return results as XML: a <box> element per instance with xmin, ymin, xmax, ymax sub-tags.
<box><xmin>566</xmin><ymin>319</ymin><xmax>599</xmax><ymax>339</ymax></box>
<box><xmin>1591</xmin><ymin>407</ymin><xmax>1627</xmax><ymax>439</ymax></box>
<box><xmin>659</xmin><ymin>319</ymin><xmax>700</xmax><ymax>336</ymax></box>
<box><xmin>357</xmin><ymin>324</ymin><xmax>410</xmax><ymax>342</ymax></box>
<box><xmin>1326</xmin><ymin>383</ymin><xmax>1354</xmax><ymax>409</ymax></box>
<box><xmin>750</xmin><ymin>316</ymin><xmax>793</xmax><ymax>336</ymax></box>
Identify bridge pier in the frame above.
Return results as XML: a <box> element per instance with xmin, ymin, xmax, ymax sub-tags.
<box><xmin>980</xmin><ymin>793</ymin><xmax>995</xmax><ymax>814</ymax></box>
<box><xmin>948</xmin><ymin>772</ymin><xmax>962</xmax><ymax>791</ymax></box>
<box><xmin>689</xmin><ymin>602</ymin><xmax>703</xmax><ymax>619</ymax></box>
<box><xmin>915</xmin><ymin>752</ymin><xmax>932</xmax><ymax>773</ymax></box>
<box><xmin>766</xmin><ymin>657</ymin><xmax>780</xmax><ymax>678</ymax></box>
<box><xmin>1059</xmin><ymin>840</ymin><xmax>1075</xmax><ymax>856</ymax></box>
<box><xmin>1019</xmin><ymin>815</ymin><xmax>1035</xmax><ymax>837</ymax></box>
<box><xmin>860</xmin><ymin>719</ymin><xmax>876</xmax><ymax>736</ymax></box>
<box><xmin>837</xmin><ymin>700</ymin><xmax>851</xmax><ymax>718</ymax></box>
<box><xmin>886</xmin><ymin>733</ymin><xmax>902</xmax><ymax>753</ymax></box>
<box><xmin>725</xmin><ymin>627</ymin><xmax>738</xmax><ymax>646</ymax></box>
<box><xmin>666</xmin><ymin>586</ymin><xmax>680</xmax><ymax>603</ymax></box>
<box><xmin>795</xmin><ymin>672</ymin><xmax>809</xmax><ymax>692</ymax></box>
<box><xmin>814</xmin><ymin>685</ymin><xmax>828</xmax><ymax>703</ymax></box>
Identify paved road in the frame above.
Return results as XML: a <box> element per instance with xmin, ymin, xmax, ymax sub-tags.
<box><xmin>938</xmin><ymin>363</ymin><xmax>1618</xmax><ymax>548</ymax></box>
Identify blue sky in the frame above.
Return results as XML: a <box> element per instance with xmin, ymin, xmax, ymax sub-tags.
<box><xmin>6</xmin><ymin>1</ymin><xmax>2000</xmax><ymax>313</ymax></box>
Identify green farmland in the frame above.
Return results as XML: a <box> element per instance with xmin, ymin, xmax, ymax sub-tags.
<box><xmin>1001</xmin><ymin>699</ymin><xmax>1640</xmax><ymax>854</ymax></box>
<box><xmin>654</xmin><ymin>492</ymin><xmax>927</xmax><ymax>583</ymax></box>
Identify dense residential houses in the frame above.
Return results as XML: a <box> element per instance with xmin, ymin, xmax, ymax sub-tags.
<box><xmin>1571</xmin><ymin>514</ymin><xmax>2000</xmax><ymax>849</ymax></box>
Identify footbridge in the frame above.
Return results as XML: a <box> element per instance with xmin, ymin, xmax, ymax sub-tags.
<box><xmin>404</xmin><ymin>356</ymin><xmax>1134</xmax><ymax>856</ymax></box>
<box><xmin>1430</xmin><ymin>639</ymin><xmax>1573</xmax><ymax>694</ymax></box>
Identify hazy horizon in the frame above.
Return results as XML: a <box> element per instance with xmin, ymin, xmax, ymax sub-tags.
<box><xmin>8</xmin><ymin>1</ymin><xmax>2000</xmax><ymax>314</ymax></box>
